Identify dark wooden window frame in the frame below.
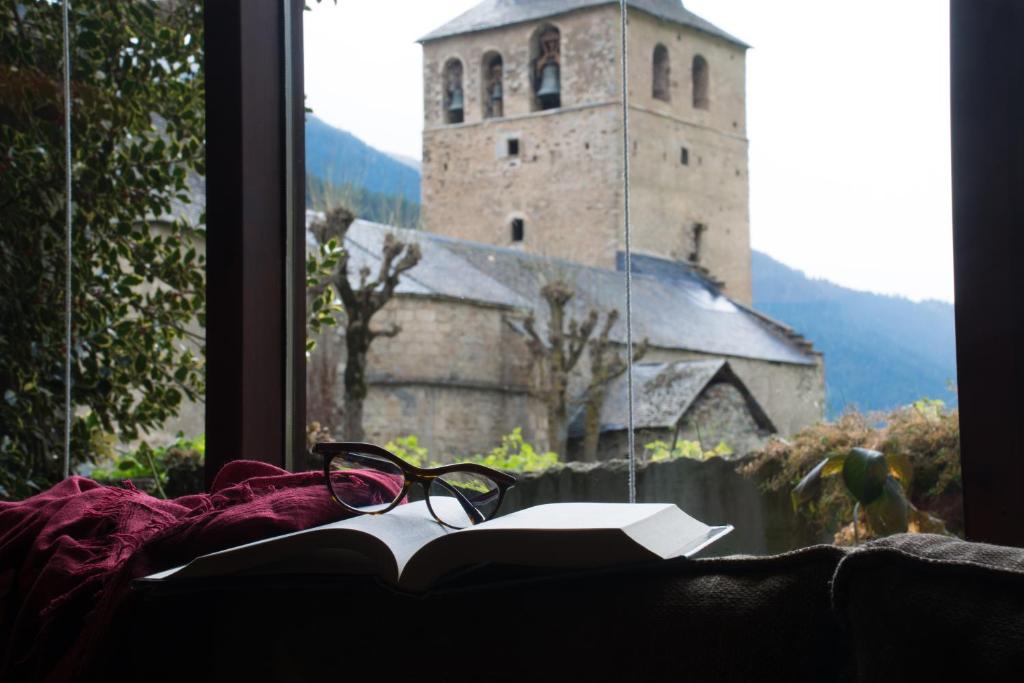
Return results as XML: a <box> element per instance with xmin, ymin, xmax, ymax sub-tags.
<box><xmin>951</xmin><ymin>0</ymin><xmax>1024</xmax><ymax>546</ymax></box>
<box><xmin>200</xmin><ymin>0</ymin><xmax>1024</xmax><ymax>546</ymax></box>
<box><xmin>204</xmin><ymin>0</ymin><xmax>306</xmax><ymax>486</ymax></box>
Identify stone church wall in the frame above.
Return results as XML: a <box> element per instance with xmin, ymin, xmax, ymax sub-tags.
<box><xmin>308</xmin><ymin>294</ymin><xmax>548</xmax><ymax>460</ymax></box>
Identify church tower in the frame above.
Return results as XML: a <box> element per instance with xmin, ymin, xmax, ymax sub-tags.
<box><xmin>419</xmin><ymin>0</ymin><xmax>752</xmax><ymax>302</ymax></box>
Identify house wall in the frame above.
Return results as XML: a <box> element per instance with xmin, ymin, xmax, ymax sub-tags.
<box><xmin>421</xmin><ymin>6</ymin><xmax>752</xmax><ymax>302</ymax></box>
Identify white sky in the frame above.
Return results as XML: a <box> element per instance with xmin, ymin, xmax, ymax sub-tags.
<box><xmin>304</xmin><ymin>1</ymin><xmax>953</xmax><ymax>303</ymax></box>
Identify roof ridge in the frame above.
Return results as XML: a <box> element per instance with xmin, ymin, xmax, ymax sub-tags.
<box><xmin>419</xmin><ymin>0</ymin><xmax>748</xmax><ymax>48</ymax></box>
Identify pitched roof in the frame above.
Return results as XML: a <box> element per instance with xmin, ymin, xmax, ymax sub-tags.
<box><xmin>309</xmin><ymin>217</ymin><xmax>819</xmax><ymax>367</ymax></box>
<box><xmin>419</xmin><ymin>0</ymin><xmax>748</xmax><ymax>48</ymax></box>
<box><xmin>566</xmin><ymin>359</ymin><xmax>776</xmax><ymax>438</ymax></box>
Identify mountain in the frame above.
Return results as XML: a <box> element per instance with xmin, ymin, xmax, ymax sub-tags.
<box><xmin>306</xmin><ymin>175</ymin><xmax>420</xmax><ymax>229</ymax></box>
<box><xmin>751</xmin><ymin>251</ymin><xmax>958</xmax><ymax>417</ymax></box>
<box><xmin>305</xmin><ymin>116</ymin><xmax>420</xmax><ymax>204</ymax></box>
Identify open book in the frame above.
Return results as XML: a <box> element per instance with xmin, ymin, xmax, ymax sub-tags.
<box><xmin>142</xmin><ymin>500</ymin><xmax>732</xmax><ymax>593</ymax></box>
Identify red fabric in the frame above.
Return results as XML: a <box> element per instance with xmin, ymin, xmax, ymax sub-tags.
<box><xmin>0</xmin><ymin>460</ymin><xmax>401</xmax><ymax>681</ymax></box>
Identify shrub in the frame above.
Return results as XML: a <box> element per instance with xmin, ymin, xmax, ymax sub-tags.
<box><xmin>644</xmin><ymin>439</ymin><xmax>732</xmax><ymax>462</ymax></box>
<box><xmin>384</xmin><ymin>429</ymin><xmax>559</xmax><ymax>473</ymax></box>
<box><xmin>466</xmin><ymin>428</ymin><xmax>559</xmax><ymax>473</ymax></box>
<box><xmin>91</xmin><ymin>434</ymin><xmax>205</xmax><ymax>498</ymax></box>
<box><xmin>741</xmin><ymin>401</ymin><xmax>961</xmax><ymax>539</ymax></box>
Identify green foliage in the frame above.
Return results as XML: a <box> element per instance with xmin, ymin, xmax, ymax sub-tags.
<box><xmin>91</xmin><ymin>433</ymin><xmax>205</xmax><ymax>498</ymax></box>
<box><xmin>384</xmin><ymin>434</ymin><xmax>433</xmax><ymax>468</ymax></box>
<box><xmin>305</xmin><ymin>235</ymin><xmax>344</xmax><ymax>352</ymax></box>
<box><xmin>385</xmin><ymin>429</ymin><xmax>559</xmax><ymax>473</ymax></box>
<box><xmin>644</xmin><ymin>439</ymin><xmax>732</xmax><ymax>463</ymax></box>
<box><xmin>791</xmin><ymin>447</ymin><xmax>914</xmax><ymax>541</ymax></box>
<box><xmin>1</xmin><ymin>1</ymin><xmax>206</xmax><ymax>499</ymax></box>
<box><xmin>466</xmin><ymin>428</ymin><xmax>559</xmax><ymax>473</ymax></box>
<box><xmin>743</xmin><ymin>400</ymin><xmax>961</xmax><ymax>542</ymax></box>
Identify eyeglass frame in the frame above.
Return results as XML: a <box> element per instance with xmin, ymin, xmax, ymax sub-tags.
<box><xmin>312</xmin><ymin>441</ymin><xmax>518</xmax><ymax>529</ymax></box>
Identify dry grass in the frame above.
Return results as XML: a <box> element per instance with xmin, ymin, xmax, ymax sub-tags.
<box><xmin>741</xmin><ymin>403</ymin><xmax>962</xmax><ymax>538</ymax></box>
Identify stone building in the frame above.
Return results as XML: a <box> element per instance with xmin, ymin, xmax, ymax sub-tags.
<box><xmin>308</xmin><ymin>218</ymin><xmax>823</xmax><ymax>461</ymax></box>
<box><xmin>566</xmin><ymin>359</ymin><xmax>777</xmax><ymax>461</ymax></box>
<box><xmin>420</xmin><ymin>0</ymin><xmax>752</xmax><ymax>302</ymax></box>
<box><xmin>305</xmin><ymin>0</ymin><xmax>825</xmax><ymax>462</ymax></box>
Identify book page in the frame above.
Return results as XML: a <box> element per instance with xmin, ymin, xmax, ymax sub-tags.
<box><xmin>399</xmin><ymin>502</ymin><xmax>730</xmax><ymax>591</ymax></box>
<box><xmin>145</xmin><ymin>501</ymin><xmax>453</xmax><ymax>584</ymax></box>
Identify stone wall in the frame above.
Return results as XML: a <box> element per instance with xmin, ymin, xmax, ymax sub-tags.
<box><xmin>421</xmin><ymin>5</ymin><xmax>753</xmax><ymax>302</ymax></box>
<box><xmin>576</xmin><ymin>380</ymin><xmax>774</xmax><ymax>462</ymax></box>
<box><xmin>677</xmin><ymin>381</ymin><xmax>772</xmax><ymax>455</ymax></box>
<box><xmin>500</xmin><ymin>455</ymin><xmax>823</xmax><ymax>556</ymax></box>
<box><xmin>307</xmin><ymin>294</ymin><xmax>548</xmax><ymax>459</ymax></box>
<box><xmin>641</xmin><ymin>347</ymin><xmax>826</xmax><ymax>439</ymax></box>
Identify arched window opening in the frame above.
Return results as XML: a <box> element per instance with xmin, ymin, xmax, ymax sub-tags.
<box><xmin>689</xmin><ymin>222</ymin><xmax>706</xmax><ymax>263</ymax></box>
<box><xmin>511</xmin><ymin>218</ymin><xmax>525</xmax><ymax>242</ymax></box>
<box><xmin>653</xmin><ymin>44</ymin><xmax>670</xmax><ymax>102</ymax></box>
<box><xmin>443</xmin><ymin>59</ymin><xmax>464</xmax><ymax>124</ymax></box>
<box><xmin>530</xmin><ymin>25</ymin><xmax>561</xmax><ymax>111</ymax></box>
<box><xmin>692</xmin><ymin>55</ymin><xmax>709</xmax><ymax>110</ymax></box>
<box><xmin>482</xmin><ymin>52</ymin><xmax>504</xmax><ymax>119</ymax></box>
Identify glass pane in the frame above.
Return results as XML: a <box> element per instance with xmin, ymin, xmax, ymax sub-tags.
<box><xmin>302</xmin><ymin>2</ymin><xmax>630</xmax><ymax>509</ymax></box>
<box><xmin>0</xmin><ymin>1</ymin><xmax>208</xmax><ymax>501</ymax></box>
<box><xmin>626</xmin><ymin>1</ymin><xmax>961</xmax><ymax>553</ymax></box>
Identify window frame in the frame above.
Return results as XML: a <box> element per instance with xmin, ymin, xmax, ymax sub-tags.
<box><xmin>199</xmin><ymin>0</ymin><xmax>1024</xmax><ymax>546</ymax></box>
<box><xmin>950</xmin><ymin>0</ymin><xmax>1024</xmax><ymax>546</ymax></box>
<box><xmin>204</xmin><ymin>0</ymin><xmax>306</xmax><ymax>485</ymax></box>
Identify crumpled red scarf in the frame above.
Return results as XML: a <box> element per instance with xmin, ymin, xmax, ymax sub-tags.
<box><xmin>0</xmin><ymin>460</ymin><xmax>400</xmax><ymax>681</ymax></box>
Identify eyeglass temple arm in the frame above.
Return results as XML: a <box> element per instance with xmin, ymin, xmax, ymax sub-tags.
<box><xmin>433</xmin><ymin>477</ymin><xmax>486</xmax><ymax>525</ymax></box>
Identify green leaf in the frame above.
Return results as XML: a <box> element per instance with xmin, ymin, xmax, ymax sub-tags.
<box><xmin>791</xmin><ymin>457</ymin><xmax>829</xmax><ymax>510</ymax></box>
<box><xmin>841</xmin><ymin>447</ymin><xmax>888</xmax><ymax>504</ymax></box>
<box><xmin>863</xmin><ymin>477</ymin><xmax>910</xmax><ymax>536</ymax></box>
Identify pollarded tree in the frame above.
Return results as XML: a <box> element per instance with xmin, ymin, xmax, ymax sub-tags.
<box><xmin>523</xmin><ymin>281</ymin><xmax>598</xmax><ymax>457</ymax></box>
<box><xmin>307</xmin><ymin>207</ymin><xmax>421</xmax><ymax>441</ymax></box>
<box><xmin>0</xmin><ymin>1</ymin><xmax>205</xmax><ymax>499</ymax></box>
<box><xmin>581</xmin><ymin>310</ymin><xmax>648</xmax><ymax>462</ymax></box>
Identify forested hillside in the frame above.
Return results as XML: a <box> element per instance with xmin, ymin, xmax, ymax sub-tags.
<box><xmin>305</xmin><ymin>115</ymin><xmax>420</xmax><ymax>204</ymax></box>
<box><xmin>751</xmin><ymin>251</ymin><xmax>958</xmax><ymax>417</ymax></box>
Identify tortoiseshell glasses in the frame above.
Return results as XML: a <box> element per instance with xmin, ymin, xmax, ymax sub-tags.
<box><xmin>312</xmin><ymin>441</ymin><xmax>518</xmax><ymax>529</ymax></box>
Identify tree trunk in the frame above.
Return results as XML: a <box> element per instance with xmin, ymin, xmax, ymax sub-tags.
<box><xmin>582</xmin><ymin>385</ymin><xmax>605</xmax><ymax>462</ymax></box>
<box><xmin>343</xmin><ymin>393</ymin><xmax>365</xmax><ymax>442</ymax></box>
<box><xmin>307</xmin><ymin>329</ymin><xmax>343</xmax><ymax>433</ymax></box>
<box><xmin>546</xmin><ymin>400</ymin><xmax>567</xmax><ymax>458</ymax></box>
<box><xmin>343</xmin><ymin>329</ymin><xmax>369</xmax><ymax>442</ymax></box>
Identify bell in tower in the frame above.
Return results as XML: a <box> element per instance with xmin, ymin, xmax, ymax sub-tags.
<box><xmin>448</xmin><ymin>85</ymin><xmax>464</xmax><ymax>122</ymax></box>
<box><xmin>533</xmin><ymin>26</ymin><xmax>561</xmax><ymax>110</ymax></box>
<box><xmin>444</xmin><ymin>59</ymin><xmax>464</xmax><ymax>124</ymax></box>
<box><xmin>485</xmin><ymin>54</ymin><xmax>504</xmax><ymax>118</ymax></box>
<box><xmin>537</xmin><ymin>62</ymin><xmax>560</xmax><ymax>109</ymax></box>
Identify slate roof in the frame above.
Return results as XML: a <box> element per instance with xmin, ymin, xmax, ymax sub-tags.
<box><xmin>308</xmin><ymin>213</ymin><xmax>527</xmax><ymax>308</ymax></box>
<box><xmin>419</xmin><ymin>0</ymin><xmax>748</xmax><ymax>48</ymax></box>
<box><xmin>566</xmin><ymin>359</ymin><xmax>776</xmax><ymax>438</ymax></box>
<box><xmin>307</xmin><ymin>215</ymin><xmax>819</xmax><ymax>367</ymax></box>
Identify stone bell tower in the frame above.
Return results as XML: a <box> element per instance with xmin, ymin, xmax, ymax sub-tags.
<box><xmin>419</xmin><ymin>0</ymin><xmax>753</xmax><ymax>303</ymax></box>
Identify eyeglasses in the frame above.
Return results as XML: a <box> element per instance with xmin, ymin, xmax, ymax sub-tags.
<box><xmin>312</xmin><ymin>441</ymin><xmax>518</xmax><ymax>529</ymax></box>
